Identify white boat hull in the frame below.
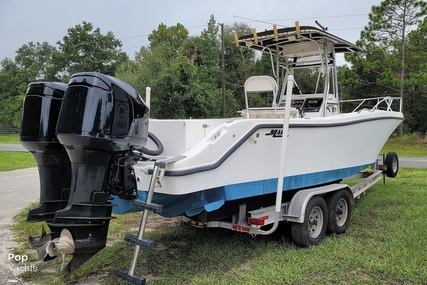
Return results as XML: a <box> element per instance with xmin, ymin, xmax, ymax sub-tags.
<box><xmin>112</xmin><ymin>110</ymin><xmax>403</xmax><ymax>217</ymax></box>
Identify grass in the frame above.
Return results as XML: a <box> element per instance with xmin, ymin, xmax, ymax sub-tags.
<box><xmin>0</xmin><ymin>151</ymin><xmax>36</xmax><ymax>171</ymax></box>
<box><xmin>0</xmin><ymin>133</ymin><xmax>20</xmax><ymax>143</ymax></box>
<box><xmin>381</xmin><ymin>133</ymin><xmax>427</xmax><ymax>156</ymax></box>
<box><xmin>10</xmin><ymin>168</ymin><xmax>427</xmax><ymax>285</ymax></box>
<box><xmin>0</xmin><ymin>134</ymin><xmax>37</xmax><ymax>171</ymax></box>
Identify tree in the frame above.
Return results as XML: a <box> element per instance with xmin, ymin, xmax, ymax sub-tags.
<box><xmin>118</xmin><ymin>19</ymin><xmax>240</xmax><ymax>119</ymax></box>
<box><xmin>0</xmin><ymin>42</ymin><xmax>57</xmax><ymax>100</ymax></box>
<box><xmin>148</xmin><ymin>23</ymin><xmax>189</xmax><ymax>64</ymax></box>
<box><xmin>0</xmin><ymin>59</ymin><xmax>27</xmax><ymax>128</ymax></box>
<box><xmin>0</xmin><ymin>21</ymin><xmax>128</xmax><ymax>129</ymax></box>
<box><xmin>223</xmin><ymin>23</ymin><xmax>255</xmax><ymax>109</ymax></box>
<box><xmin>55</xmin><ymin>21</ymin><xmax>128</xmax><ymax>79</ymax></box>
<box><xmin>347</xmin><ymin>0</ymin><xmax>427</xmax><ymax>135</ymax></box>
<box><xmin>0</xmin><ymin>59</ymin><xmax>25</xmax><ymax>100</ymax></box>
<box><xmin>197</xmin><ymin>15</ymin><xmax>220</xmax><ymax>85</ymax></box>
<box><xmin>0</xmin><ymin>41</ymin><xmax>59</xmax><ymax>129</ymax></box>
<box><xmin>404</xmin><ymin>17</ymin><xmax>427</xmax><ymax>133</ymax></box>
<box><xmin>14</xmin><ymin>42</ymin><xmax>58</xmax><ymax>81</ymax></box>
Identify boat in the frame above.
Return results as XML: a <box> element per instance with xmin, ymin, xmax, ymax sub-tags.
<box><xmin>111</xmin><ymin>24</ymin><xmax>404</xmax><ymax>220</ymax></box>
<box><xmin>22</xmin><ymin>23</ymin><xmax>403</xmax><ymax>274</ymax></box>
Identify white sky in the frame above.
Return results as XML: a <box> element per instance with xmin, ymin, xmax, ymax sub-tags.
<box><xmin>0</xmin><ymin>0</ymin><xmax>382</xmax><ymax>65</ymax></box>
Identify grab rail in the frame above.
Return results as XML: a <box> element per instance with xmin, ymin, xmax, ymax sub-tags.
<box><xmin>340</xmin><ymin>96</ymin><xmax>402</xmax><ymax>113</ymax></box>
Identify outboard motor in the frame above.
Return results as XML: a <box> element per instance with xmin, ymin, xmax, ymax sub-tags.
<box><xmin>48</xmin><ymin>72</ymin><xmax>149</xmax><ymax>271</ymax></box>
<box><xmin>20</xmin><ymin>82</ymin><xmax>71</xmax><ymax>222</ymax></box>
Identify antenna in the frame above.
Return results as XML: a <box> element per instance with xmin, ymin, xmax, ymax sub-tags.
<box><xmin>233</xmin><ymin>15</ymin><xmax>289</xmax><ymax>28</ymax></box>
<box><xmin>315</xmin><ymin>20</ymin><xmax>328</xmax><ymax>31</ymax></box>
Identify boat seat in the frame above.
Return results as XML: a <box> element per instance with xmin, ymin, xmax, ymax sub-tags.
<box><xmin>244</xmin><ymin>76</ymin><xmax>278</xmax><ymax>93</ymax></box>
<box><xmin>243</xmin><ymin>76</ymin><xmax>280</xmax><ymax>119</ymax></box>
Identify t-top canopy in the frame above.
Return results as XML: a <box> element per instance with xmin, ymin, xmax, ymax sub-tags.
<box><xmin>237</xmin><ymin>25</ymin><xmax>360</xmax><ymax>55</ymax></box>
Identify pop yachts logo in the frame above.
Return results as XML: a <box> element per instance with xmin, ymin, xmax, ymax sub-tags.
<box><xmin>8</xmin><ymin>263</ymin><xmax>38</xmax><ymax>273</ymax></box>
<box><xmin>265</xmin><ymin>129</ymin><xmax>283</xmax><ymax>138</ymax></box>
<box><xmin>7</xmin><ymin>254</ymin><xmax>38</xmax><ymax>273</ymax></box>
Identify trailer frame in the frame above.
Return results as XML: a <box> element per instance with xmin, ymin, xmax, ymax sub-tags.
<box><xmin>181</xmin><ymin>167</ymin><xmax>384</xmax><ymax>236</ymax></box>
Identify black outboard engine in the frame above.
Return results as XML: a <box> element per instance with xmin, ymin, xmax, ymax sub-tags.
<box><xmin>20</xmin><ymin>82</ymin><xmax>72</xmax><ymax>222</ymax></box>
<box><xmin>47</xmin><ymin>72</ymin><xmax>149</xmax><ymax>271</ymax></box>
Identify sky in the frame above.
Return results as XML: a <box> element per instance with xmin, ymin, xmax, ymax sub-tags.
<box><xmin>0</xmin><ymin>0</ymin><xmax>383</xmax><ymax>65</ymax></box>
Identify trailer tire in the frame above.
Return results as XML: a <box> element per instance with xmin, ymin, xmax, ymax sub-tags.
<box><xmin>326</xmin><ymin>189</ymin><xmax>352</xmax><ymax>234</ymax></box>
<box><xmin>385</xmin><ymin>152</ymin><xmax>399</xmax><ymax>178</ymax></box>
<box><xmin>291</xmin><ymin>195</ymin><xmax>327</xmax><ymax>247</ymax></box>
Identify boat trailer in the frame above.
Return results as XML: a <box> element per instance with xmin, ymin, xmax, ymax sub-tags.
<box><xmin>116</xmin><ymin>150</ymin><xmax>398</xmax><ymax>284</ymax></box>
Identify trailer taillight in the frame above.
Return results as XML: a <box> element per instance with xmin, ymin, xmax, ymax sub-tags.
<box><xmin>247</xmin><ymin>215</ymin><xmax>268</xmax><ymax>226</ymax></box>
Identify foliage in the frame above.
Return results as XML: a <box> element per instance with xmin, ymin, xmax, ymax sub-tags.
<box><xmin>148</xmin><ymin>22</ymin><xmax>189</xmax><ymax>64</ymax></box>
<box><xmin>361</xmin><ymin>0</ymin><xmax>427</xmax><ymax>49</ymax></box>
<box><xmin>0</xmin><ymin>59</ymin><xmax>28</xmax><ymax>100</ymax></box>
<box><xmin>15</xmin><ymin>42</ymin><xmax>58</xmax><ymax>81</ymax></box>
<box><xmin>344</xmin><ymin>0</ymin><xmax>427</xmax><ymax>134</ymax></box>
<box><xmin>55</xmin><ymin>21</ymin><xmax>128</xmax><ymax>80</ymax></box>
<box><xmin>222</xmin><ymin>23</ymin><xmax>255</xmax><ymax>108</ymax></box>
<box><xmin>0</xmin><ymin>21</ymin><xmax>128</xmax><ymax>129</ymax></box>
<box><xmin>0</xmin><ymin>95</ymin><xmax>24</xmax><ymax>128</ymax></box>
<box><xmin>117</xmin><ymin>16</ymin><xmax>241</xmax><ymax>119</ymax></box>
<box><xmin>404</xmin><ymin>16</ymin><xmax>427</xmax><ymax>133</ymax></box>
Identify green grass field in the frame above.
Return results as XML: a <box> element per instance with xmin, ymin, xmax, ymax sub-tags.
<box><xmin>0</xmin><ymin>151</ymin><xmax>36</xmax><ymax>171</ymax></box>
<box><xmin>0</xmin><ymin>133</ymin><xmax>20</xmax><ymax>143</ymax></box>
<box><xmin>0</xmin><ymin>134</ymin><xmax>36</xmax><ymax>171</ymax></box>
<box><xmin>381</xmin><ymin>134</ymin><xmax>427</xmax><ymax>156</ymax></box>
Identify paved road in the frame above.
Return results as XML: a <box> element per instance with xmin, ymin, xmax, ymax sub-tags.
<box><xmin>0</xmin><ymin>144</ymin><xmax>27</xmax><ymax>152</ymax></box>
<box><xmin>399</xmin><ymin>156</ymin><xmax>427</xmax><ymax>168</ymax></box>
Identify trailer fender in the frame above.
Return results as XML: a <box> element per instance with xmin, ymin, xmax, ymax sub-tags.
<box><xmin>284</xmin><ymin>184</ymin><xmax>350</xmax><ymax>223</ymax></box>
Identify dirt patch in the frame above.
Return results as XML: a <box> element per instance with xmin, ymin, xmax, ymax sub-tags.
<box><xmin>0</xmin><ymin>224</ymin><xmax>35</xmax><ymax>284</ymax></box>
<box><xmin>75</xmin><ymin>273</ymin><xmax>108</xmax><ymax>285</ymax></box>
<box><xmin>0</xmin><ymin>168</ymin><xmax>39</xmax><ymax>284</ymax></box>
<box><xmin>145</xmin><ymin>214</ymin><xmax>180</xmax><ymax>232</ymax></box>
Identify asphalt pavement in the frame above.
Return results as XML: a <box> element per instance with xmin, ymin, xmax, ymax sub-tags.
<box><xmin>398</xmin><ymin>156</ymin><xmax>427</xmax><ymax>168</ymax></box>
<box><xmin>0</xmin><ymin>144</ymin><xmax>27</xmax><ymax>152</ymax></box>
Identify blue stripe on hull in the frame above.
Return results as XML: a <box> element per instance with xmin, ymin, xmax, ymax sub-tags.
<box><xmin>112</xmin><ymin>164</ymin><xmax>370</xmax><ymax>217</ymax></box>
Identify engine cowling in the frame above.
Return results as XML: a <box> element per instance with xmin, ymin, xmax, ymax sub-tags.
<box><xmin>50</xmin><ymin>72</ymin><xmax>149</xmax><ymax>271</ymax></box>
<box><xmin>20</xmin><ymin>82</ymin><xmax>71</xmax><ymax>222</ymax></box>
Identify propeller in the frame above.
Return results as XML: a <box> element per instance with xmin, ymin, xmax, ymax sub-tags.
<box><xmin>46</xmin><ymin>229</ymin><xmax>75</xmax><ymax>270</ymax></box>
<box><xmin>28</xmin><ymin>226</ymin><xmax>52</xmax><ymax>261</ymax></box>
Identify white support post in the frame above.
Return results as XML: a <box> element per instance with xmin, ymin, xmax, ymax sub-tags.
<box><xmin>275</xmin><ymin>75</ymin><xmax>294</xmax><ymax>212</ymax></box>
<box><xmin>257</xmin><ymin>75</ymin><xmax>294</xmax><ymax>235</ymax></box>
<box><xmin>145</xmin><ymin>87</ymin><xmax>151</xmax><ymax>109</ymax></box>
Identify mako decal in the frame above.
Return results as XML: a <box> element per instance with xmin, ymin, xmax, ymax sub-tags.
<box><xmin>265</xmin><ymin>129</ymin><xmax>283</xmax><ymax>137</ymax></box>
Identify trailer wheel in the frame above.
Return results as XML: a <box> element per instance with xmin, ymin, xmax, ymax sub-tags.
<box><xmin>291</xmin><ymin>195</ymin><xmax>327</xmax><ymax>247</ymax></box>
<box><xmin>385</xmin><ymin>152</ymin><xmax>399</xmax><ymax>178</ymax></box>
<box><xmin>326</xmin><ymin>189</ymin><xmax>352</xmax><ymax>234</ymax></box>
